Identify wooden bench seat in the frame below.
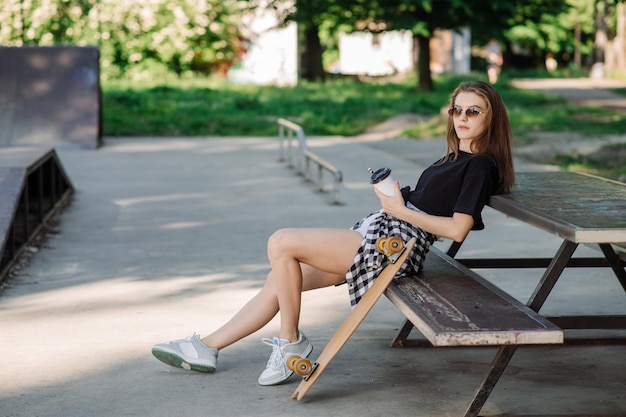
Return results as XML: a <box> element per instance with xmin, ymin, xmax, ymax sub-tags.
<box><xmin>385</xmin><ymin>247</ymin><xmax>564</xmax><ymax>347</ymax></box>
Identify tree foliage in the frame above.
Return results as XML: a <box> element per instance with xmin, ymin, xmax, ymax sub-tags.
<box><xmin>0</xmin><ymin>0</ymin><xmax>624</xmax><ymax>83</ymax></box>
<box><xmin>265</xmin><ymin>0</ymin><xmax>361</xmax><ymax>81</ymax></box>
<box><xmin>315</xmin><ymin>0</ymin><xmax>526</xmax><ymax>90</ymax></box>
<box><xmin>505</xmin><ymin>0</ymin><xmax>592</xmax><ymax>65</ymax></box>
<box><xmin>0</xmin><ymin>0</ymin><xmax>247</xmax><ymax>79</ymax></box>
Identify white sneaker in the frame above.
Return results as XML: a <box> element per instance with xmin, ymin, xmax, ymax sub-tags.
<box><xmin>152</xmin><ymin>333</ymin><xmax>218</xmax><ymax>373</ymax></box>
<box><xmin>258</xmin><ymin>331</ymin><xmax>313</xmax><ymax>386</ymax></box>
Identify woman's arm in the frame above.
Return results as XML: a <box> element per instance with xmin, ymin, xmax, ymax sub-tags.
<box><xmin>375</xmin><ymin>181</ymin><xmax>474</xmax><ymax>243</ymax></box>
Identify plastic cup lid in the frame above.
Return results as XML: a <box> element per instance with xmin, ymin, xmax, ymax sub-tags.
<box><xmin>370</xmin><ymin>167</ymin><xmax>391</xmax><ymax>184</ymax></box>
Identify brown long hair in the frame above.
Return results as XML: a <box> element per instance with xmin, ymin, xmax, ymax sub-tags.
<box><xmin>443</xmin><ymin>81</ymin><xmax>515</xmax><ymax>193</ymax></box>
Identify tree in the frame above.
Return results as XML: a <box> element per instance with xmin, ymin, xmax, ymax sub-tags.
<box><xmin>503</xmin><ymin>0</ymin><xmax>575</xmax><ymax>67</ymax></box>
<box><xmin>605</xmin><ymin>0</ymin><xmax>626</xmax><ymax>73</ymax></box>
<box><xmin>292</xmin><ymin>0</ymin><xmax>329</xmax><ymax>81</ymax></box>
<box><xmin>94</xmin><ymin>0</ymin><xmax>245</xmax><ymax>77</ymax></box>
<box><xmin>264</xmin><ymin>0</ymin><xmax>478</xmax><ymax>88</ymax></box>
<box><xmin>262</xmin><ymin>0</ymin><xmax>359</xmax><ymax>81</ymax></box>
<box><xmin>0</xmin><ymin>0</ymin><xmax>247</xmax><ymax>79</ymax></box>
<box><xmin>556</xmin><ymin>0</ymin><xmax>597</xmax><ymax>68</ymax></box>
<box><xmin>335</xmin><ymin>0</ymin><xmax>571</xmax><ymax>89</ymax></box>
<box><xmin>351</xmin><ymin>0</ymin><xmax>518</xmax><ymax>90</ymax></box>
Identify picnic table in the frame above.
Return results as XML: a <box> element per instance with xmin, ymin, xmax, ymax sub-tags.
<box><xmin>450</xmin><ymin>171</ymin><xmax>626</xmax><ymax>416</ymax></box>
<box><xmin>295</xmin><ymin>171</ymin><xmax>625</xmax><ymax>416</ymax></box>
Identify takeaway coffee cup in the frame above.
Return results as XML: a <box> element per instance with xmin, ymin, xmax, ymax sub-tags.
<box><xmin>369</xmin><ymin>167</ymin><xmax>395</xmax><ymax>197</ymax></box>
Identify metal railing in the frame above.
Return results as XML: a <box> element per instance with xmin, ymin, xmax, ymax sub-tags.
<box><xmin>277</xmin><ymin>118</ymin><xmax>343</xmax><ymax>204</ymax></box>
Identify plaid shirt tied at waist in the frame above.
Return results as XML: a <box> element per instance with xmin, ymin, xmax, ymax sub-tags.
<box><xmin>345</xmin><ymin>207</ymin><xmax>437</xmax><ymax>306</ymax></box>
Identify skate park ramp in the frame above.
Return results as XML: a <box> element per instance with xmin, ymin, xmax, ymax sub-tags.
<box><xmin>0</xmin><ymin>147</ymin><xmax>73</xmax><ymax>284</ymax></box>
<box><xmin>0</xmin><ymin>45</ymin><xmax>102</xmax><ymax>149</ymax></box>
<box><xmin>0</xmin><ymin>46</ymin><xmax>86</xmax><ymax>284</ymax></box>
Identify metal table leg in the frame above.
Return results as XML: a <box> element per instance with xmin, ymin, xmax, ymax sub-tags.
<box><xmin>462</xmin><ymin>240</ymin><xmax>578</xmax><ymax>417</ymax></box>
<box><xmin>598</xmin><ymin>243</ymin><xmax>626</xmax><ymax>291</ymax></box>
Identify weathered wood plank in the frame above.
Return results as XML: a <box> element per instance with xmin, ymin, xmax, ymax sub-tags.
<box><xmin>489</xmin><ymin>172</ymin><xmax>626</xmax><ymax>243</ymax></box>
<box><xmin>385</xmin><ymin>247</ymin><xmax>564</xmax><ymax>347</ymax></box>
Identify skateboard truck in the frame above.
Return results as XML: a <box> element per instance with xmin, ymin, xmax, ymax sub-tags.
<box><xmin>375</xmin><ymin>236</ymin><xmax>405</xmax><ymax>263</ymax></box>
<box><xmin>287</xmin><ymin>355</ymin><xmax>316</xmax><ymax>380</ymax></box>
<box><xmin>304</xmin><ymin>363</ymin><xmax>319</xmax><ymax>381</ymax></box>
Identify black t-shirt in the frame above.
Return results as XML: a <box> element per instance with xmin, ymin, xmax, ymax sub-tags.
<box><xmin>401</xmin><ymin>151</ymin><xmax>498</xmax><ymax>230</ymax></box>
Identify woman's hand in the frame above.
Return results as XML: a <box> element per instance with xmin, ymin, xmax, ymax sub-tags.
<box><xmin>374</xmin><ymin>180</ymin><xmax>474</xmax><ymax>242</ymax></box>
<box><xmin>374</xmin><ymin>180</ymin><xmax>406</xmax><ymax>218</ymax></box>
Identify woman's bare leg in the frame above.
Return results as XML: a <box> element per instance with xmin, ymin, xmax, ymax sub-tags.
<box><xmin>267</xmin><ymin>228</ymin><xmax>363</xmax><ymax>342</ymax></box>
<box><xmin>202</xmin><ymin>228</ymin><xmax>363</xmax><ymax>349</ymax></box>
<box><xmin>201</xmin><ymin>285</ymin><xmax>280</xmax><ymax>350</ymax></box>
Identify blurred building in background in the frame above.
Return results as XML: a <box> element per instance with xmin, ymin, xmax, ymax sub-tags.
<box><xmin>228</xmin><ymin>9</ymin><xmax>298</xmax><ymax>86</ymax></box>
<box><xmin>228</xmin><ymin>8</ymin><xmax>470</xmax><ymax>85</ymax></box>
<box><xmin>337</xmin><ymin>28</ymin><xmax>470</xmax><ymax>77</ymax></box>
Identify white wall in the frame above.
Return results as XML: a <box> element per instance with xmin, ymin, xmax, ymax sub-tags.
<box><xmin>339</xmin><ymin>28</ymin><xmax>471</xmax><ymax>77</ymax></box>
<box><xmin>228</xmin><ymin>6</ymin><xmax>471</xmax><ymax>85</ymax></box>
<box><xmin>338</xmin><ymin>31</ymin><xmax>413</xmax><ymax>76</ymax></box>
<box><xmin>228</xmin><ymin>8</ymin><xmax>298</xmax><ymax>86</ymax></box>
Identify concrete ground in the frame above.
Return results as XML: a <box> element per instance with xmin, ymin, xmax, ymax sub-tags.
<box><xmin>1</xmin><ymin>80</ymin><xmax>625</xmax><ymax>417</ymax></box>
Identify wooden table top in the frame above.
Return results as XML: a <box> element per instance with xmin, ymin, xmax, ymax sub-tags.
<box><xmin>489</xmin><ymin>171</ymin><xmax>626</xmax><ymax>244</ymax></box>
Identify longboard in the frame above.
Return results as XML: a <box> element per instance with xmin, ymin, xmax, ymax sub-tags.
<box><xmin>291</xmin><ymin>237</ymin><xmax>417</xmax><ymax>401</ymax></box>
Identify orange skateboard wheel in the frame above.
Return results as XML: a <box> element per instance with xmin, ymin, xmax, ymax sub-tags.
<box><xmin>386</xmin><ymin>236</ymin><xmax>404</xmax><ymax>253</ymax></box>
<box><xmin>375</xmin><ymin>237</ymin><xmax>388</xmax><ymax>253</ymax></box>
<box><xmin>293</xmin><ymin>358</ymin><xmax>313</xmax><ymax>376</ymax></box>
<box><xmin>287</xmin><ymin>356</ymin><xmax>299</xmax><ymax>372</ymax></box>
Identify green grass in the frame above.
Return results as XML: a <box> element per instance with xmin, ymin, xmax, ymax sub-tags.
<box><xmin>102</xmin><ymin>71</ymin><xmax>626</xmax><ymax>179</ymax></box>
<box><xmin>554</xmin><ymin>142</ymin><xmax>626</xmax><ymax>180</ymax></box>
<box><xmin>103</xmin><ymin>76</ymin><xmax>446</xmax><ymax>137</ymax></box>
<box><xmin>609</xmin><ymin>88</ymin><xmax>626</xmax><ymax>96</ymax></box>
<box><xmin>102</xmin><ymin>72</ymin><xmax>626</xmax><ymax>138</ymax></box>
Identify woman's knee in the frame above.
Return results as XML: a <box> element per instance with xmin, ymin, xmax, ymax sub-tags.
<box><xmin>267</xmin><ymin>228</ymin><xmax>299</xmax><ymax>260</ymax></box>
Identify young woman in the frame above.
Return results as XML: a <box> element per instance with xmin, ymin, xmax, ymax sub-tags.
<box><xmin>152</xmin><ymin>80</ymin><xmax>515</xmax><ymax>386</ymax></box>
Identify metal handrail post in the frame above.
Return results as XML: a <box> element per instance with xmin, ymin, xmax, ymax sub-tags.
<box><xmin>277</xmin><ymin>118</ymin><xmax>343</xmax><ymax>205</ymax></box>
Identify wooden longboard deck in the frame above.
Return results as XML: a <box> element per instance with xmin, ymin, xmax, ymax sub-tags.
<box><xmin>291</xmin><ymin>237</ymin><xmax>417</xmax><ymax>401</ymax></box>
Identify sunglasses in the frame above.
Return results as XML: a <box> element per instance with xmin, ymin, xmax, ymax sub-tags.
<box><xmin>448</xmin><ymin>106</ymin><xmax>487</xmax><ymax>118</ymax></box>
